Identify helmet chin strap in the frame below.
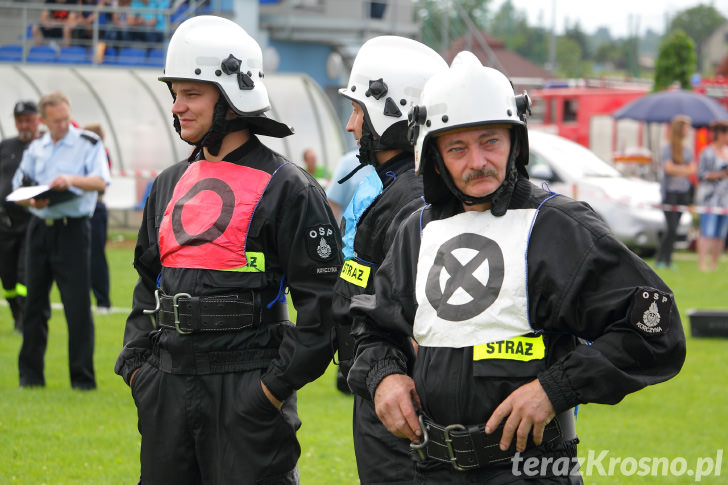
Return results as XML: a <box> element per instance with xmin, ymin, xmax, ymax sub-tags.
<box><xmin>338</xmin><ymin>117</ymin><xmax>412</xmax><ymax>185</ymax></box>
<box><xmin>338</xmin><ymin>120</ymin><xmax>379</xmax><ymax>184</ymax></box>
<box><xmin>357</xmin><ymin>120</ymin><xmax>379</xmax><ymax>166</ymax></box>
<box><xmin>173</xmin><ymin>94</ymin><xmax>250</xmax><ymax>158</ymax></box>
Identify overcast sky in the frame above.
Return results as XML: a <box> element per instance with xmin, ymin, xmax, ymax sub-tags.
<box><xmin>490</xmin><ymin>0</ymin><xmax>728</xmax><ymax>38</ymax></box>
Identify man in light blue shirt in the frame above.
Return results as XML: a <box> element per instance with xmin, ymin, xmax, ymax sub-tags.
<box><xmin>325</xmin><ymin>148</ymin><xmax>374</xmax><ymax>223</ymax></box>
<box><xmin>11</xmin><ymin>90</ymin><xmax>110</xmax><ymax>390</ymax></box>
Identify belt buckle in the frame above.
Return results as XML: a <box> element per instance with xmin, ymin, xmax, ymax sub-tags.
<box><xmin>172</xmin><ymin>292</ymin><xmax>192</xmax><ymax>334</ymax></box>
<box><xmin>443</xmin><ymin>423</ymin><xmax>466</xmax><ymax>471</ymax></box>
<box><xmin>410</xmin><ymin>414</ymin><xmax>429</xmax><ymax>461</ymax></box>
<box><xmin>142</xmin><ymin>289</ymin><xmax>161</xmax><ymax>329</ymax></box>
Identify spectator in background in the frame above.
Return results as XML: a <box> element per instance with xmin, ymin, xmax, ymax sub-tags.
<box><xmin>32</xmin><ymin>0</ymin><xmax>79</xmax><ymax>48</ymax></box>
<box><xmin>655</xmin><ymin>115</ymin><xmax>695</xmax><ymax>269</ymax></box>
<box><xmin>70</xmin><ymin>0</ymin><xmax>100</xmax><ymax>46</ymax></box>
<box><xmin>696</xmin><ymin>119</ymin><xmax>728</xmax><ymax>272</ymax></box>
<box><xmin>128</xmin><ymin>0</ymin><xmax>169</xmax><ymax>46</ymax></box>
<box><xmin>0</xmin><ymin>101</ymin><xmax>42</xmax><ymax>332</ymax></box>
<box><xmin>326</xmin><ymin>148</ymin><xmax>374</xmax><ymax>223</ymax></box>
<box><xmin>11</xmin><ymin>91</ymin><xmax>110</xmax><ymax>390</ymax></box>
<box><xmin>104</xmin><ymin>0</ymin><xmax>133</xmax><ymax>46</ymax></box>
<box><xmin>83</xmin><ymin>123</ymin><xmax>112</xmax><ymax>313</ymax></box>
<box><xmin>302</xmin><ymin>147</ymin><xmax>331</xmax><ymax>187</ymax></box>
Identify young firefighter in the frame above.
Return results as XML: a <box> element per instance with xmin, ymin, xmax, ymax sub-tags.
<box><xmin>114</xmin><ymin>16</ymin><xmax>342</xmax><ymax>484</ymax></box>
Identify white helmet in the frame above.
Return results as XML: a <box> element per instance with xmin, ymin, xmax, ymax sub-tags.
<box><xmin>339</xmin><ymin>36</ymin><xmax>448</xmax><ymax>161</ymax></box>
<box><xmin>160</xmin><ymin>15</ymin><xmax>269</xmax><ymax>115</ymax></box>
<box><xmin>408</xmin><ymin>51</ymin><xmax>531</xmax><ymax>210</ymax></box>
<box><xmin>410</xmin><ymin>51</ymin><xmax>530</xmax><ymax>171</ymax></box>
<box><xmin>159</xmin><ymin>16</ymin><xmax>292</xmax><ymax>150</ymax></box>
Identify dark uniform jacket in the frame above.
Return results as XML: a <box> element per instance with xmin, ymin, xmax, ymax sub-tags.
<box><xmin>0</xmin><ymin>136</ymin><xmax>32</xmax><ymax>234</ymax></box>
<box><xmin>348</xmin><ymin>177</ymin><xmax>686</xmax><ymax>428</ymax></box>
<box><xmin>115</xmin><ymin>136</ymin><xmax>342</xmax><ymax>402</ymax></box>
<box><xmin>332</xmin><ymin>152</ymin><xmax>424</xmax><ymax>373</ymax></box>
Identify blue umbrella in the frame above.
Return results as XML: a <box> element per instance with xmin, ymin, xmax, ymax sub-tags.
<box><xmin>613</xmin><ymin>89</ymin><xmax>728</xmax><ymax>128</ymax></box>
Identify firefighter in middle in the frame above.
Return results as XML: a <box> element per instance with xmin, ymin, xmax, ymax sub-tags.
<box><xmin>332</xmin><ymin>35</ymin><xmax>448</xmax><ymax>484</ymax></box>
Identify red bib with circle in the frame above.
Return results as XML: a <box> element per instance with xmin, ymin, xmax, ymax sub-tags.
<box><xmin>159</xmin><ymin>161</ymin><xmax>270</xmax><ymax>269</ymax></box>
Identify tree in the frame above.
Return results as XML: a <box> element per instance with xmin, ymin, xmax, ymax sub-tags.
<box><xmin>555</xmin><ymin>36</ymin><xmax>591</xmax><ymax>78</ymax></box>
<box><xmin>668</xmin><ymin>5</ymin><xmax>725</xmax><ymax>69</ymax></box>
<box><xmin>563</xmin><ymin>22</ymin><xmax>590</xmax><ymax>59</ymax></box>
<box><xmin>517</xmin><ymin>26</ymin><xmax>549</xmax><ymax>66</ymax></box>
<box><xmin>488</xmin><ymin>0</ymin><xmax>524</xmax><ymax>51</ymax></box>
<box><xmin>594</xmin><ymin>40</ymin><xmax>630</xmax><ymax>70</ymax></box>
<box><xmin>653</xmin><ymin>29</ymin><xmax>696</xmax><ymax>91</ymax></box>
<box><xmin>487</xmin><ymin>1</ymin><xmax>548</xmax><ymax>68</ymax></box>
<box><xmin>415</xmin><ymin>0</ymin><xmax>494</xmax><ymax>53</ymax></box>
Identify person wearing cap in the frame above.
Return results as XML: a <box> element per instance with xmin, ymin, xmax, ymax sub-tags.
<box><xmin>0</xmin><ymin>101</ymin><xmax>41</xmax><ymax>331</ymax></box>
<box><xmin>331</xmin><ymin>35</ymin><xmax>448</xmax><ymax>484</ymax></box>
<box><xmin>11</xmin><ymin>91</ymin><xmax>110</xmax><ymax>390</ymax></box>
<box><xmin>114</xmin><ymin>16</ymin><xmax>342</xmax><ymax>483</ymax></box>
<box><xmin>346</xmin><ymin>52</ymin><xmax>686</xmax><ymax>483</ymax></box>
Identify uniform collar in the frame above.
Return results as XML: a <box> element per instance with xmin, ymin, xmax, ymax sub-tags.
<box><xmin>40</xmin><ymin>124</ymin><xmax>80</xmax><ymax>148</ymax></box>
<box><xmin>376</xmin><ymin>151</ymin><xmax>413</xmax><ymax>186</ymax></box>
<box><xmin>191</xmin><ymin>134</ymin><xmax>261</xmax><ymax>164</ymax></box>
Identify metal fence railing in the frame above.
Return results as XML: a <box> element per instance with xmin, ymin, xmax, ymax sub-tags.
<box><xmin>0</xmin><ymin>0</ymin><xmax>226</xmax><ymax>65</ymax></box>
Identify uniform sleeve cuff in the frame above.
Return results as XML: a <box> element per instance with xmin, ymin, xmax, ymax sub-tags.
<box><xmin>538</xmin><ymin>362</ymin><xmax>580</xmax><ymax>414</ymax></box>
<box><xmin>366</xmin><ymin>358</ymin><xmax>407</xmax><ymax>401</ymax></box>
<box><xmin>260</xmin><ymin>372</ymin><xmax>293</xmax><ymax>404</ymax></box>
<box><xmin>114</xmin><ymin>351</ymin><xmax>150</xmax><ymax>386</ymax></box>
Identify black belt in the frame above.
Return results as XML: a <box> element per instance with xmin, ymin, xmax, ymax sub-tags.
<box><xmin>39</xmin><ymin>216</ymin><xmax>88</xmax><ymax>226</ymax></box>
<box><xmin>153</xmin><ymin>347</ymin><xmax>281</xmax><ymax>375</ymax></box>
<box><xmin>152</xmin><ymin>290</ymin><xmax>288</xmax><ymax>334</ymax></box>
<box><xmin>411</xmin><ymin>409</ymin><xmax>576</xmax><ymax>471</ymax></box>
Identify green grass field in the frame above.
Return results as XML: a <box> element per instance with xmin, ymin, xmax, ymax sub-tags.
<box><xmin>0</xmin><ymin>235</ymin><xmax>726</xmax><ymax>484</ymax></box>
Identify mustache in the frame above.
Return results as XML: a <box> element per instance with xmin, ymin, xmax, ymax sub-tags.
<box><xmin>462</xmin><ymin>167</ymin><xmax>498</xmax><ymax>183</ymax></box>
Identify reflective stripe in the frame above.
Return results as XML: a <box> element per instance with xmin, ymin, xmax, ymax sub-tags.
<box><xmin>473</xmin><ymin>335</ymin><xmax>545</xmax><ymax>362</ymax></box>
<box><xmin>15</xmin><ymin>283</ymin><xmax>27</xmax><ymax>297</ymax></box>
<box><xmin>339</xmin><ymin>259</ymin><xmax>371</xmax><ymax>288</ymax></box>
<box><xmin>220</xmin><ymin>252</ymin><xmax>266</xmax><ymax>272</ymax></box>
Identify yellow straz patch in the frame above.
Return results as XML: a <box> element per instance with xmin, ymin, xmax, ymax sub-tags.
<box><xmin>221</xmin><ymin>252</ymin><xmax>265</xmax><ymax>272</ymax></box>
<box><xmin>473</xmin><ymin>335</ymin><xmax>545</xmax><ymax>362</ymax></box>
<box><xmin>339</xmin><ymin>259</ymin><xmax>371</xmax><ymax>288</ymax></box>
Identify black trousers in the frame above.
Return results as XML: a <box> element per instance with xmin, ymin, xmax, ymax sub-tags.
<box><xmin>353</xmin><ymin>394</ymin><xmax>415</xmax><ymax>484</ymax></box>
<box><xmin>90</xmin><ymin>201</ymin><xmax>111</xmax><ymax>308</ymax></box>
<box><xmin>18</xmin><ymin>216</ymin><xmax>96</xmax><ymax>389</ymax></box>
<box><xmin>132</xmin><ymin>363</ymin><xmax>300</xmax><ymax>485</ymax></box>
<box><xmin>656</xmin><ymin>191</ymin><xmax>692</xmax><ymax>266</ymax></box>
<box><xmin>0</xmin><ymin>227</ymin><xmax>27</xmax><ymax>326</ymax></box>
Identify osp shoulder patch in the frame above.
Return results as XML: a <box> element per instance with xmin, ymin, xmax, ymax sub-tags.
<box><xmin>306</xmin><ymin>223</ymin><xmax>338</xmax><ymax>262</ymax></box>
<box><xmin>630</xmin><ymin>287</ymin><xmax>673</xmax><ymax>336</ymax></box>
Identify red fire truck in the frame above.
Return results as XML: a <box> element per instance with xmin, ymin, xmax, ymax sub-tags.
<box><xmin>529</xmin><ymin>85</ymin><xmax>649</xmax><ymax>150</ymax></box>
